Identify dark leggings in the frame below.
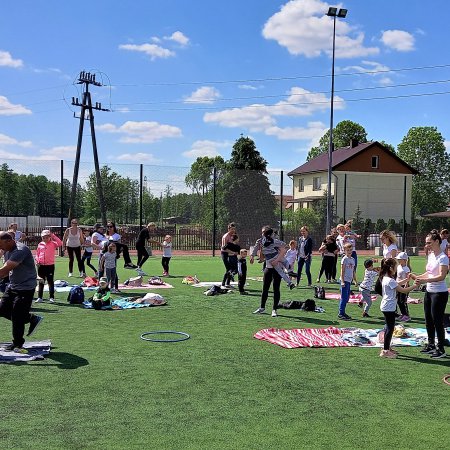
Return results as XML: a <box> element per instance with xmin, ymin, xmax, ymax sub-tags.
<box><xmin>136</xmin><ymin>244</ymin><xmax>149</xmax><ymax>268</ymax></box>
<box><xmin>260</xmin><ymin>267</ymin><xmax>281</xmax><ymax>310</ymax></box>
<box><xmin>37</xmin><ymin>264</ymin><xmax>55</xmax><ymax>298</ymax></box>
<box><xmin>424</xmin><ymin>290</ymin><xmax>449</xmax><ymax>349</ymax></box>
<box><xmin>112</xmin><ymin>242</ymin><xmax>132</xmax><ymax>266</ymax></box>
<box><xmin>396</xmin><ymin>292</ymin><xmax>409</xmax><ymax>316</ymax></box>
<box><xmin>318</xmin><ymin>255</ymin><xmax>335</xmax><ymax>281</ymax></box>
<box><xmin>221</xmin><ymin>251</ymin><xmax>232</xmax><ymax>286</ymax></box>
<box><xmin>67</xmin><ymin>246</ymin><xmax>83</xmax><ymax>273</ymax></box>
<box><xmin>382</xmin><ymin>311</ymin><xmax>397</xmax><ymax>350</ymax></box>
<box><xmin>162</xmin><ymin>257</ymin><xmax>171</xmax><ymax>273</ymax></box>
<box><xmin>81</xmin><ymin>250</ymin><xmax>97</xmax><ymax>274</ymax></box>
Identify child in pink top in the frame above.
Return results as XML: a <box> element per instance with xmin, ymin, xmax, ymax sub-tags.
<box><xmin>35</xmin><ymin>229</ymin><xmax>62</xmax><ymax>303</ymax></box>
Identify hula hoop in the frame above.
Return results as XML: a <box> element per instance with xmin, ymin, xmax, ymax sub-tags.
<box><xmin>443</xmin><ymin>375</ymin><xmax>450</xmax><ymax>386</ymax></box>
<box><xmin>140</xmin><ymin>331</ymin><xmax>190</xmax><ymax>343</ymax></box>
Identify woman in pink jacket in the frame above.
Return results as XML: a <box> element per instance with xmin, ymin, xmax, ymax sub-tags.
<box><xmin>35</xmin><ymin>229</ymin><xmax>62</xmax><ymax>303</ymax></box>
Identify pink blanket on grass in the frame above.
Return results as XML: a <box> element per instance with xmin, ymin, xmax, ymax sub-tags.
<box><xmin>118</xmin><ymin>283</ymin><xmax>173</xmax><ymax>289</ymax></box>
<box><xmin>325</xmin><ymin>293</ymin><xmax>377</xmax><ymax>302</ymax></box>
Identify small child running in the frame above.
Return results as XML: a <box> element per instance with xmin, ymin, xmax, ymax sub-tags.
<box><xmin>358</xmin><ymin>259</ymin><xmax>379</xmax><ymax>317</ymax></box>
<box><xmin>162</xmin><ymin>235</ymin><xmax>172</xmax><ymax>276</ymax></box>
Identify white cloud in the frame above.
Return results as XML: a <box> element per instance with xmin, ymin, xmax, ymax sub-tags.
<box><xmin>263</xmin><ymin>0</ymin><xmax>378</xmax><ymax>59</ymax></box>
<box><xmin>182</xmin><ymin>140</ymin><xmax>229</xmax><ymax>158</ymax></box>
<box><xmin>341</xmin><ymin>60</ymin><xmax>394</xmax><ymax>86</ymax></box>
<box><xmin>40</xmin><ymin>145</ymin><xmax>77</xmax><ymax>158</ymax></box>
<box><xmin>98</xmin><ymin>120</ymin><xmax>182</xmax><ymax>143</ymax></box>
<box><xmin>381</xmin><ymin>30</ymin><xmax>415</xmax><ymax>52</ymax></box>
<box><xmin>116</xmin><ymin>152</ymin><xmax>162</xmax><ymax>163</ymax></box>
<box><xmin>184</xmin><ymin>86</ymin><xmax>221</xmax><ymax>104</ymax></box>
<box><xmin>0</xmin><ymin>133</ymin><xmax>32</xmax><ymax>147</ymax></box>
<box><xmin>0</xmin><ymin>50</ymin><xmax>23</xmax><ymax>68</ymax></box>
<box><xmin>0</xmin><ymin>95</ymin><xmax>32</xmax><ymax>115</ymax></box>
<box><xmin>266</xmin><ymin>121</ymin><xmax>327</xmax><ymax>145</ymax></box>
<box><xmin>164</xmin><ymin>31</ymin><xmax>189</xmax><ymax>46</ymax></box>
<box><xmin>119</xmin><ymin>43</ymin><xmax>175</xmax><ymax>60</ymax></box>
<box><xmin>445</xmin><ymin>140</ymin><xmax>450</xmax><ymax>152</ymax></box>
<box><xmin>238</xmin><ymin>84</ymin><xmax>263</xmax><ymax>90</ymax></box>
<box><xmin>204</xmin><ymin>86</ymin><xmax>343</xmax><ymax>134</ymax></box>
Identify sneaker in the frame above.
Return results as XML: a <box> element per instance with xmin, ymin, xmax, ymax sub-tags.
<box><xmin>420</xmin><ymin>344</ymin><xmax>436</xmax><ymax>354</ymax></box>
<box><xmin>430</xmin><ymin>348</ymin><xmax>446</xmax><ymax>359</ymax></box>
<box><xmin>271</xmin><ymin>310</ymin><xmax>277</xmax><ymax>317</ymax></box>
<box><xmin>338</xmin><ymin>313</ymin><xmax>352</xmax><ymax>320</ymax></box>
<box><xmin>13</xmin><ymin>347</ymin><xmax>29</xmax><ymax>354</ymax></box>
<box><xmin>316</xmin><ymin>278</ymin><xmax>320</xmax><ymax>283</ymax></box>
<box><xmin>68</xmin><ymin>273</ymin><xmax>73</xmax><ymax>277</ymax></box>
<box><xmin>80</xmin><ymin>272</ymin><xmax>86</xmax><ymax>278</ymax></box>
<box><xmin>398</xmin><ymin>315</ymin><xmax>410</xmax><ymax>322</ymax></box>
<box><xmin>253</xmin><ymin>307</ymin><xmax>265</xmax><ymax>314</ymax></box>
<box><xmin>306</xmin><ymin>284</ymin><xmax>313</xmax><ymax>288</ymax></box>
<box><xmin>34</xmin><ymin>298</ymin><xmax>43</xmax><ymax>303</ymax></box>
<box><xmin>362</xmin><ymin>312</ymin><xmax>370</xmax><ymax>318</ymax></box>
<box><xmin>124</xmin><ymin>263</ymin><xmax>138</xmax><ymax>269</ymax></box>
<box><xmin>288</xmin><ymin>282</ymin><xmax>296</xmax><ymax>290</ymax></box>
<box><xmin>239</xmin><ymin>291</ymin><xmax>248</xmax><ymax>295</ymax></box>
<box><xmin>27</xmin><ymin>315</ymin><xmax>44</xmax><ymax>337</ymax></box>
<box><xmin>1</xmin><ymin>343</ymin><xmax>15</xmax><ymax>352</ymax></box>
<box><xmin>358</xmin><ymin>301</ymin><xmax>363</xmax><ymax>308</ymax></box>
<box><xmin>49</xmin><ymin>298</ymin><xmax>55</xmax><ymax>303</ymax></box>
<box><xmin>389</xmin><ymin>348</ymin><xmax>399</xmax><ymax>355</ymax></box>
<box><xmin>136</xmin><ymin>269</ymin><xmax>148</xmax><ymax>276</ymax></box>
<box><xmin>379</xmin><ymin>349</ymin><xmax>397</xmax><ymax>359</ymax></box>
<box><xmin>111</xmin><ymin>288</ymin><xmax>121</xmax><ymax>294</ymax></box>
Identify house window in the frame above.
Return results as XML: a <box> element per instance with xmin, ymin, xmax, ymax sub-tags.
<box><xmin>371</xmin><ymin>155</ymin><xmax>379</xmax><ymax>169</ymax></box>
<box><xmin>298</xmin><ymin>178</ymin><xmax>304</xmax><ymax>192</ymax></box>
<box><xmin>313</xmin><ymin>176</ymin><xmax>321</xmax><ymax>191</ymax></box>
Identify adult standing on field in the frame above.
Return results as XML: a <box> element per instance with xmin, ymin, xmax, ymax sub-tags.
<box><xmin>380</xmin><ymin>230</ymin><xmax>398</xmax><ymax>259</ymax></box>
<box><xmin>414</xmin><ymin>230</ymin><xmax>449</xmax><ymax>359</ymax></box>
<box><xmin>135</xmin><ymin>222</ymin><xmax>160</xmax><ymax>274</ymax></box>
<box><xmin>8</xmin><ymin>223</ymin><xmax>27</xmax><ymax>243</ymax></box>
<box><xmin>63</xmin><ymin>218</ymin><xmax>85</xmax><ymax>277</ymax></box>
<box><xmin>221</xmin><ymin>222</ymin><xmax>237</xmax><ymax>281</ymax></box>
<box><xmin>105</xmin><ymin>221</ymin><xmax>137</xmax><ymax>269</ymax></box>
<box><xmin>296</xmin><ymin>225</ymin><xmax>313</xmax><ymax>287</ymax></box>
<box><xmin>0</xmin><ymin>231</ymin><xmax>43</xmax><ymax>353</ymax></box>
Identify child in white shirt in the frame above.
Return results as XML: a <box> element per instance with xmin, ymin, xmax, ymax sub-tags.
<box><xmin>358</xmin><ymin>259</ymin><xmax>379</xmax><ymax>317</ymax></box>
<box><xmin>162</xmin><ymin>235</ymin><xmax>172</xmax><ymax>276</ymax></box>
<box><xmin>395</xmin><ymin>252</ymin><xmax>411</xmax><ymax>322</ymax></box>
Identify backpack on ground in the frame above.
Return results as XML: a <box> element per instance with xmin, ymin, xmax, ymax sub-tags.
<box><xmin>314</xmin><ymin>286</ymin><xmax>325</xmax><ymax>300</ymax></box>
<box><xmin>124</xmin><ymin>276</ymin><xmax>143</xmax><ymax>287</ymax></box>
<box><xmin>67</xmin><ymin>286</ymin><xmax>85</xmax><ymax>304</ymax></box>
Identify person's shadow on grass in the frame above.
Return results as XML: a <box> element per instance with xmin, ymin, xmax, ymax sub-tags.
<box><xmin>275</xmin><ymin>313</ymin><xmax>336</xmax><ymax>325</ymax></box>
<box><xmin>396</xmin><ymin>353</ymin><xmax>450</xmax><ymax>367</ymax></box>
<box><xmin>7</xmin><ymin>350</ymin><xmax>89</xmax><ymax>369</ymax></box>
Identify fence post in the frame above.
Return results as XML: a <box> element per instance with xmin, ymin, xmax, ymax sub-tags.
<box><xmin>139</xmin><ymin>164</ymin><xmax>143</xmax><ymax>229</ymax></box>
<box><xmin>212</xmin><ymin>166</ymin><xmax>217</xmax><ymax>257</ymax></box>
<box><xmin>280</xmin><ymin>170</ymin><xmax>284</xmax><ymax>240</ymax></box>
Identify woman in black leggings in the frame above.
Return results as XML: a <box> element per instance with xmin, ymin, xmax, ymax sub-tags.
<box><xmin>415</xmin><ymin>230</ymin><xmax>449</xmax><ymax>359</ymax></box>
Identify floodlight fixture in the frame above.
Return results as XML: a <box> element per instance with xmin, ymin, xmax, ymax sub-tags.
<box><xmin>327</xmin><ymin>7</ymin><xmax>337</xmax><ymax>16</ymax></box>
<box><xmin>337</xmin><ymin>8</ymin><xmax>348</xmax><ymax>18</ymax></box>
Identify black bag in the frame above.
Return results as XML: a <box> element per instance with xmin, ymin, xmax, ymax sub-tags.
<box><xmin>67</xmin><ymin>286</ymin><xmax>85</xmax><ymax>304</ymax></box>
<box><xmin>302</xmin><ymin>299</ymin><xmax>316</xmax><ymax>311</ymax></box>
<box><xmin>314</xmin><ymin>286</ymin><xmax>325</xmax><ymax>300</ymax></box>
<box><xmin>374</xmin><ymin>277</ymin><xmax>382</xmax><ymax>296</ymax></box>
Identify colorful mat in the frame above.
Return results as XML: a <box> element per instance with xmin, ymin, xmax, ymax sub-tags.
<box><xmin>253</xmin><ymin>327</ymin><xmax>444</xmax><ymax>349</ymax></box>
<box><xmin>83</xmin><ymin>297</ymin><xmax>167</xmax><ymax>309</ymax></box>
<box><xmin>191</xmin><ymin>281</ymin><xmax>239</xmax><ymax>288</ymax></box>
<box><xmin>0</xmin><ymin>340</ymin><xmax>52</xmax><ymax>362</ymax></box>
<box><xmin>324</xmin><ymin>292</ymin><xmax>377</xmax><ymax>303</ymax></box>
<box><xmin>118</xmin><ymin>282</ymin><xmax>173</xmax><ymax>289</ymax></box>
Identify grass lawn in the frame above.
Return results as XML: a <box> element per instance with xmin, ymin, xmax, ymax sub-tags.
<box><xmin>1</xmin><ymin>255</ymin><xmax>449</xmax><ymax>449</ymax></box>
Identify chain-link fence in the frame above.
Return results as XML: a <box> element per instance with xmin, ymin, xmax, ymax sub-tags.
<box><xmin>0</xmin><ymin>158</ymin><xmax>443</xmax><ymax>251</ymax></box>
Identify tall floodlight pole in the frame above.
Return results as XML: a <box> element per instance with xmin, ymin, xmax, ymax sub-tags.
<box><xmin>326</xmin><ymin>7</ymin><xmax>347</xmax><ymax>235</ymax></box>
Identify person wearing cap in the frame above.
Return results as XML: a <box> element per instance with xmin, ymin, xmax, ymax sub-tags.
<box><xmin>0</xmin><ymin>231</ymin><xmax>43</xmax><ymax>353</ymax></box>
<box><xmin>395</xmin><ymin>251</ymin><xmax>411</xmax><ymax>322</ymax></box>
<box><xmin>91</xmin><ymin>277</ymin><xmax>111</xmax><ymax>310</ymax></box>
<box><xmin>35</xmin><ymin>229</ymin><xmax>63</xmax><ymax>304</ymax></box>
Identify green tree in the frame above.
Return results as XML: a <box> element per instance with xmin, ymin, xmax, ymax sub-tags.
<box><xmin>352</xmin><ymin>204</ymin><xmax>364</xmax><ymax>233</ymax></box>
<box><xmin>374</xmin><ymin>218</ymin><xmax>386</xmax><ymax>233</ymax></box>
<box><xmin>185</xmin><ymin>156</ymin><xmax>225</xmax><ymax>196</ymax></box>
<box><xmin>284</xmin><ymin>207</ymin><xmax>321</xmax><ymax>233</ymax></box>
<box><xmin>307</xmin><ymin>120</ymin><xmax>368</xmax><ymax>160</ymax></box>
<box><xmin>397</xmin><ymin>126</ymin><xmax>450</xmax><ymax>216</ymax></box>
<box><xmin>379</xmin><ymin>140</ymin><xmax>396</xmax><ymax>153</ymax></box>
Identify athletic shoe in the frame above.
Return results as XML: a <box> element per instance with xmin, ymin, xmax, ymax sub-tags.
<box><xmin>68</xmin><ymin>273</ymin><xmax>73</xmax><ymax>277</ymax></box>
<box><xmin>420</xmin><ymin>344</ymin><xmax>436</xmax><ymax>354</ymax></box>
<box><xmin>49</xmin><ymin>298</ymin><xmax>55</xmax><ymax>303</ymax></box>
<box><xmin>379</xmin><ymin>349</ymin><xmax>397</xmax><ymax>359</ymax></box>
<box><xmin>362</xmin><ymin>312</ymin><xmax>370</xmax><ymax>318</ymax></box>
<box><xmin>13</xmin><ymin>347</ymin><xmax>29</xmax><ymax>354</ymax></box>
<box><xmin>80</xmin><ymin>272</ymin><xmax>86</xmax><ymax>278</ymax></box>
<box><xmin>306</xmin><ymin>284</ymin><xmax>313</xmax><ymax>288</ymax></box>
<box><xmin>136</xmin><ymin>269</ymin><xmax>147</xmax><ymax>276</ymax></box>
<box><xmin>124</xmin><ymin>263</ymin><xmax>138</xmax><ymax>269</ymax></box>
<box><xmin>271</xmin><ymin>310</ymin><xmax>277</xmax><ymax>317</ymax></box>
<box><xmin>253</xmin><ymin>307</ymin><xmax>265</xmax><ymax>314</ymax></box>
<box><xmin>27</xmin><ymin>315</ymin><xmax>44</xmax><ymax>337</ymax></box>
<box><xmin>239</xmin><ymin>291</ymin><xmax>248</xmax><ymax>295</ymax></box>
<box><xmin>2</xmin><ymin>343</ymin><xmax>15</xmax><ymax>352</ymax></box>
<box><xmin>289</xmin><ymin>283</ymin><xmax>296</xmax><ymax>290</ymax></box>
<box><xmin>338</xmin><ymin>313</ymin><xmax>352</xmax><ymax>320</ymax></box>
<box><xmin>430</xmin><ymin>348</ymin><xmax>446</xmax><ymax>359</ymax></box>
<box><xmin>34</xmin><ymin>298</ymin><xmax>43</xmax><ymax>303</ymax></box>
<box><xmin>358</xmin><ymin>301</ymin><xmax>363</xmax><ymax>308</ymax></box>
<box><xmin>389</xmin><ymin>348</ymin><xmax>399</xmax><ymax>355</ymax></box>
<box><xmin>111</xmin><ymin>288</ymin><xmax>121</xmax><ymax>294</ymax></box>
<box><xmin>398</xmin><ymin>315</ymin><xmax>410</xmax><ymax>322</ymax></box>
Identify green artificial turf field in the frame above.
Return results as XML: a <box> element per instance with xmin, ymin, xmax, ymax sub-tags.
<box><xmin>1</xmin><ymin>255</ymin><xmax>449</xmax><ymax>449</ymax></box>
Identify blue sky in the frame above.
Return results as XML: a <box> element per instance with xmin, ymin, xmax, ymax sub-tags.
<box><xmin>1</xmin><ymin>0</ymin><xmax>450</xmax><ymax>178</ymax></box>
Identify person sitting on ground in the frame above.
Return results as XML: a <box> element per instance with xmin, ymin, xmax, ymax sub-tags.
<box><xmin>91</xmin><ymin>277</ymin><xmax>111</xmax><ymax>310</ymax></box>
<box><xmin>260</xmin><ymin>228</ymin><xmax>295</xmax><ymax>290</ymax></box>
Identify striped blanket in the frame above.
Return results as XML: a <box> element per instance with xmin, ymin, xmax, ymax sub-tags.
<box><xmin>325</xmin><ymin>292</ymin><xmax>378</xmax><ymax>303</ymax></box>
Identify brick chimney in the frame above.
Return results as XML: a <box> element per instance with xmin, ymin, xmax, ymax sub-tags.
<box><xmin>350</xmin><ymin>138</ymin><xmax>359</xmax><ymax>148</ymax></box>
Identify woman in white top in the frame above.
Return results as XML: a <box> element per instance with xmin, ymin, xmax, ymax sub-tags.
<box><xmin>63</xmin><ymin>218</ymin><xmax>85</xmax><ymax>277</ymax></box>
<box><xmin>105</xmin><ymin>222</ymin><xmax>137</xmax><ymax>269</ymax></box>
<box><xmin>380</xmin><ymin>229</ymin><xmax>398</xmax><ymax>259</ymax></box>
<box><xmin>414</xmin><ymin>230</ymin><xmax>449</xmax><ymax>359</ymax></box>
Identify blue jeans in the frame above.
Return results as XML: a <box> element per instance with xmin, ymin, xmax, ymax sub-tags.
<box><xmin>339</xmin><ymin>281</ymin><xmax>351</xmax><ymax>315</ymax></box>
<box><xmin>296</xmin><ymin>257</ymin><xmax>312</xmax><ymax>285</ymax></box>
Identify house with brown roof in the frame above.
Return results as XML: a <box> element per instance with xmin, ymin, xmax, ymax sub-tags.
<box><xmin>287</xmin><ymin>141</ymin><xmax>418</xmax><ymax>223</ymax></box>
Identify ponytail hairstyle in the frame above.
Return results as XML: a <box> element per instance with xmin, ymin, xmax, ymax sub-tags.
<box><xmin>374</xmin><ymin>258</ymin><xmax>397</xmax><ymax>295</ymax></box>
<box><xmin>428</xmin><ymin>229</ymin><xmax>442</xmax><ymax>244</ymax></box>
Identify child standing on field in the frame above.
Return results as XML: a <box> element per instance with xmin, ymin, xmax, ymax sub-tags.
<box><xmin>237</xmin><ymin>248</ymin><xmax>248</xmax><ymax>295</ymax></box>
<box><xmin>378</xmin><ymin>258</ymin><xmax>417</xmax><ymax>358</ymax></box>
<box><xmin>35</xmin><ymin>229</ymin><xmax>63</xmax><ymax>303</ymax></box>
<box><xmin>395</xmin><ymin>252</ymin><xmax>411</xmax><ymax>322</ymax></box>
<box><xmin>339</xmin><ymin>243</ymin><xmax>355</xmax><ymax>320</ymax></box>
<box><xmin>100</xmin><ymin>242</ymin><xmax>118</xmax><ymax>292</ymax></box>
<box><xmin>285</xmin><ymin>240</ymin><xmax>298</xmax><ymax>276</ymax></box>
<box><xmin>81</xmin><ymin>229</ymin><xmax>97</xmax><ymax>275</ymax></box>
<box><xmin>358</xmin><ymin>259</ymin><xmax>379</xmax><ymax>317</ymax></box>
<box><xmin>162</xmin><ymin>235</ymin><xmax>172</xmax><ymax>276</ymax></box>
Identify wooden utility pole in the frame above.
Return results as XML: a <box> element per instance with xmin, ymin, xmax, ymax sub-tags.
<box><xmin>68</xmin><ymin>71</ymin><xmax>109</xmax><ymax>226</ymax></box>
